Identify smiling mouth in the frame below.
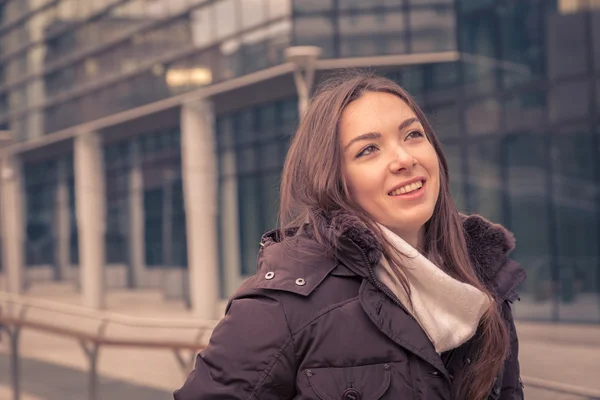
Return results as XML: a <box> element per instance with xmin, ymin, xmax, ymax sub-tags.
<box><xmin>388</xmin><ymin>180</ymin><xmax>424</xmax><ymax>196</ymax></box>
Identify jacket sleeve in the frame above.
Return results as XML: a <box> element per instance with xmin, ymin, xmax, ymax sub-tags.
<box><xmin>499</xmin><ymin>301</ymin><xmax>524</xmax><ymax>400</ymax></box>
<box><xmin>174</xmin><ymin>295</ymin><xmax>297</xmax><ymax>400</ymax></box>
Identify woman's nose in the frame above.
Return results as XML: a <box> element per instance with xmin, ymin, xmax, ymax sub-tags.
<box><xmin>388</xmin><ymin>147</ymin><xmax>416</xmax><ymax>173</ymax></box>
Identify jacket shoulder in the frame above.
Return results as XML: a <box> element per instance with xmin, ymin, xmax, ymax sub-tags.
<box><xmin>250</xmin><ymin>233</ymin><xmax>342</xmax><ymax>297</ymax></box>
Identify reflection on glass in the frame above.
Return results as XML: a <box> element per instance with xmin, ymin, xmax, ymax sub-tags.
<box><xmin>294</xmin><ymin>16</ymin><xmax>335</xmax><ymax>57</ymax></box>
<box><xmin>215</xmin><ymin>0</ymin><xmax>237</xmax><ymax>39</ymax></box>
<box><xmin>504</xmin><ymin>90</ymin><xmax>545</xmax><ymax>133</ymax></box>
<box><xmin>339</xmin><ymin>0</ymin><xmax>404</xmax><ymax>9</ymax></box>
<box><xmin>548</xmin><ymin>79</ymin><xmax>590</xmax><ymax>123</ymax></box>
<box><xmin>552</xmin><ymin>128</ymin><xmax>600</xmax><ymax>322</ymax></box>
<box><xmin>410</xmin><ymin>7</ymin><xmax>456</xmax><ymax>53</ymax></box>
<box><xmin>440</xmin><ymin>142</ymin><xmax>465</xmax><ymax>211</ymax></box>
<box><xmin>268</xmin><ymin>0</ymin><xmax>291</xmax><ymax>19</ymax></box>
<box><xmin>468</xmin><ymin>138</ymin><xmax>503</xmax><ymax>223</ymax></box>
<box><xmin>466</xmin><ymin>98</ymin><xmax>501</xmax><ymax>136</ymax></box>
<box><xmin>505</xmin><ymin>134</ymin><xmax>553</xmax><ymax>320</ymax></box>
<box><xmin>547</xmin><ymin>12</ymin><xmax>588</xmax><ymax>79</ymax></box>
<box><xmin>339</xmin><ymin>12</ymin><xmax>406</xmax><ymax>57</ymax></box>
<box><xmin>242</xmin><ymin>0</ymin><xmax>266</xmax><ymax>29</ymax></box>
<box><xmin>293</xmin><ymin>0</ymin><xmax>334</xmax><ymax>12</ymax></box>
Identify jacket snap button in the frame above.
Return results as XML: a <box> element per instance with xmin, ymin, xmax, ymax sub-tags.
<box><xmin>295</xmin><ymin>278</ymin><xmax>306</xmax><ymax>286</ymax></box>
<box><xmin>342</xmin><ymin>388</ymin><xmax>360</xmax><ymax>400</ymax></box>
<box><xmin>265</xmin><ymin>272</ymin><xmax>275</xmax><ymax>280</ymax></box>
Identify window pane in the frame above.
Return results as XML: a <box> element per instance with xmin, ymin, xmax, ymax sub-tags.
<box><xmin>294</xmin><ymin>16</ymin><xmax>335</xmax><ymax>57</ymax></box>
<box><xmin>547</xmin><ymin>12</ymin><xmax>588</xmax><ymax>78</ymax></box>
<box><xmin>427</xmin><ymin>104</ymin><xmax>461</xmax><ymax>138</ymax></box>
<box><xmin>268</xmin><ymin>0</ymin><xmax>291</xmax><ymax>19</ymax></box>
<box><xmin>242</xmin><ymin>0</ymin><xmax>266</xmax><ymax>28</ymax></box>
<box><xmin>191</xmin><ymin>7</ymin><xmax>214</xmax><ymax>47</ymax></box>
<box><xmin>440</xmin><ymin>142</ymin><xmax>465</xmax><ymax>211</ymax></box>
<box><xmin>549</xmin><ymin>79</ymin><xmax>590</xmax><ymax>123</ymax></box>
<box><xmin>238</xmin><ymin>176</ymin><xmax>262</xmax><ymax>275</ymax></box>
<box><xmin>261</xmin><ymin>172</ymin><xmax>280</xmax><ymax>232</ymax></box>
<box><xmin>339</xmin><ymin>11</ymin><xmax>406</xmax><ymax>57</ymax></box>
<box><xmin>504</xmin><ymin>90</ymin><xmax>546</xmax><ymax>133</ymax></box>
<box><xmin>468</xmin><ymin>138</ymin><xmax>503</xmax><ymax>223</ymax></box>
<box><xmin>466</xmin><ymin>98</ymin><xmax>501</xmax><ymax>136</ymax></box>
<box><xmin>506</xmin><ymin>134</ymin><xmax>552</xmax><ymax>320</ymax></box>
<box><xmin>293</xmin><ymin>0</ymin><xmax>333</xmax><ymax>12</ymax></box>
<box><xmin>594</xmin><ymin>12</ymin><xmax>600</xmax><ymax>73</ymax></box>
<box><xmin>552</xmin><ymin>128</ymin><xmax>600</xmax><ymax>322</ymax></box>
<box><xmin>410</xmin><ymin>6</ymin><xmax>456</xmax><ymax>53</ymax></box>
<box><xmin>216</xmin><ymin>0</ymin><xmax>238</xmax><ymax>39</ymax></box>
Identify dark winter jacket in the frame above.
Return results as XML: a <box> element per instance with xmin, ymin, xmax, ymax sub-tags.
<box><xmin>174</xmin><ymin>213</ymin><xmax>526</xmax><ymax>400</ymax></box>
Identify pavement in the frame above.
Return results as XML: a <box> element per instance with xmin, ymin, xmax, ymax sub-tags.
<box><xmin>1</xmin><ymin>281</ymin><xmax>599</xmax><ymax>400</ymax></box>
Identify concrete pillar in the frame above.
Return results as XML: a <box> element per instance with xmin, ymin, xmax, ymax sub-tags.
<box><xmin>181</xmin><ymin>100</ymin><xmax>219</xmax><ymax>319</ymax></box>
<box><xmin>74</xmin><ymin>131</ymin><xmax>106</xmax><ymax>309</ymax></box>
<box><xmin>54</xmin><ymin>158</ymin><xmax>71</xmax><ymax>281</ymax></box>
<box><xmin>1</xmin><ymin>156</ymin><xmax>25</xmax><ymax>294</ymax></box>
<box><xmin>128</xmin><ymin>141</ymin><xmax>145</xmax><ymax>288</ymax></box>
<box><xmin>220</xmin><ymin>151</ymin><xmax>242</xmax><ymax>297</ymax></box>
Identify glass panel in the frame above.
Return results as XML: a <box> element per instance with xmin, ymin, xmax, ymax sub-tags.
<box><xmin>547</xmin><ymin>12</ymin><xmax>588</xmax><ymax>79</ymax></box>
<box><xmin>339</xmin><ymin>0</ymin><xmax>403</xmax><ymax>9</ymax></box>
<box><xmin>238</xmin><ymin>175</ymin><xmax>261</xmax><ymax>275</ymax></box>
<box><xmin>191</xmin><ymin>7</ymin><xmax>214</xmax><ymax>47</ymax></box>
<box><xmin>460</xmin><ymin>10</ymin><xmax>499</xmax><ymax>96</ymax></box>
<box><xmin>409</xmin><ymin>0</ymin><xmax>453</xmax><ymax>4</ymax></box>
<box><xmin>215</xmin><ymin>0</ymin><xmax>238</xmax><ymax>39</ymax></box>
<box><xmin>293</xmin><ymin>0</ymin><xmax>333</xmax><ymax>12</ymax></box>
<box><xmin>294</xmin><ymin>16</ymin><xmax>335</xmax><ymax>57</ymax></box>
<box><xmin>499</xmin><ymin>2</ymin><xmax>546</xmax><ymax>88</ymax></box>
<box><xmin>238</xmin><ymin>147</ymin><xmax>257</xmax><ymax>173</ymax></box>
<box><xmin>241</xmin><ymin>0</ymin><xmax>266</xmax><ymax>29</ymax></box>
<box><xmin>552</xmin><ymin>127</ymin><xmax>600</xmax><ymax>322</ymax></box>
<box><xmin>258</xmin><ymin>141</ymin><xmax>281</xmax><ymax>170</ymax></box>
<box><xmin>440</xmin><ymin>141</ymin><xmax>465</xmax><ymax>211</ymax></box>
<box><xmin>426</xmin><ymin>104</ymin><xmax>461</xmax><ymax>138</ymax></box>
<box><xmin>144</xmin><ymin>188</ymin><xmax>163</xmax><ymax>266</ymax></box>
<box><xmin>240</xmin><ymin>28</ymin><xmax>269</xmax><ymax>74</ymax></box>
<box><xmin>410</xmin><ymin>6</ymin><xmax>456</xmax><ymax>53</ymax></box>
<box><xmin>424</xmin><ymin>62</ymin><xmax>460</xmax><ymax>104</ymax></box>
<box><xmin>594</xmin><ymin>12</ymin><xmax>600</xmax><ymax>72</ymax></box>
<box><xmin>339</xmin><ymin>11</ymin><xmax>406</xmax><ymax>57</ymax></box>
<box><xmin>549</xmin><ymin>79</ymin><xmax>590</xmax><ymax>123</ymax></box>
<box><xmin>24</xmin><ymin>160</ymin><xmax>58</xmax><ymax>267</ymax></box>
<box><xmin>506</xmin><ymin>133</ymin><xmax>553</xmax><ymax>320</ymax></box>
<box><xmin>504</xmin><ymin>90</ymin><xmax>546</xmax><ymax>133</ymax></box>
<box><xmin>268</xmin><ymin>0</ymin><xmax>291</xmax><ymax>19</ymax></box>
<box><xmin>261</xmin><ymin>171</ymin><xmax>280</xmax><ymax>231</ymax></box>
<box><xmin>466</xmin><ymin>98</ymin><xmax>501</xmax><ymax>136</ymax></box>
<box><xmin>468</xmin><ymin>138</ymin><xmax>503</xmax><ymax>223</ymax></box>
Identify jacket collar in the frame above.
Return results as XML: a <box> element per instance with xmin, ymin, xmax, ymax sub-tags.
<box><xmin>322</xmin><ymin>211</ymin><xmax>526</xmax><ymax>301</ymax></box>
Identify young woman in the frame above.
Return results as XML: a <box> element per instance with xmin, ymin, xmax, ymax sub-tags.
<box><xmin>175</xmin><ymin>73</ymin><xmax>526</xmax><ymax>400</ymax></box>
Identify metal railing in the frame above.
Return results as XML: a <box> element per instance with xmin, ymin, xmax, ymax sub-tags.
<box><xmin>0</xmin><ymin>291</ymin><xmax>219</xmax><ymax>400</ymax></box>
<box><xmin>1</xmin><ymin>291</ymin><xmax>600</xmax><ymax>400</ymax></box>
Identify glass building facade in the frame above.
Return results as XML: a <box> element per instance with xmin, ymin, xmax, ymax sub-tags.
<box><xmin>0</xmin><ymin>0</ymin><xmax>599</xmax><ymax>322</ymax></box>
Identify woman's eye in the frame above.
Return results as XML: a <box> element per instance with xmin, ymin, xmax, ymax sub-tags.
<box><xmin>406</xmin><ymin>130</ymin><xmax>425</xmax><ymax>140</ymax></box>
<box><xmin>356</xmin><ymin>144</ymin><xmax>378</xmax><ymax>158</ymax></box>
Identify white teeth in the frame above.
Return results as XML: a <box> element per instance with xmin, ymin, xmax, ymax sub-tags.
<box><xmin>389</xmin><ymin>181</ymin><xmax>423</xmax><ymax>196</ymax></box>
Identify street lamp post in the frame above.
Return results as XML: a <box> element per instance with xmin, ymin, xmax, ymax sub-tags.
<box><xmin>285</xmin><ymin>46</ymin><xmax>322</xmax><ymax>119</ymax></box>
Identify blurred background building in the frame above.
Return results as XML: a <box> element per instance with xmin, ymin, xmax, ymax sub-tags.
<box><xmin>0</xmin><ymin>0</ymin><xmax>598</xmax><ymax>325</ymax></box>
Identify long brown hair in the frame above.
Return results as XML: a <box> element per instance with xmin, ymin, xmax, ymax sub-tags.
<box><xmin>279</xmin><ymin>71</ymin><xmax>509</xmax><ymax>399</ymax></box>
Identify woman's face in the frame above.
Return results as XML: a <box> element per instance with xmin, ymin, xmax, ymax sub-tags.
<box><xmin>339</xmin><ymin>91</ymin><xmax>441</xmax><ymax>247</ymax></box>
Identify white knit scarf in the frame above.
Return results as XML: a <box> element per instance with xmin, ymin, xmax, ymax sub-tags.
<box><xmin>376</xmin><ymin>224</ymin><xmax>490</xmax><ymax>353</ymax></box>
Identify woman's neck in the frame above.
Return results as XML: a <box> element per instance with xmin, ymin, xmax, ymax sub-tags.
<box><xmin>389</xmin><ymin>226</ymin><xmax>425</xmax><ymax>251</ymax></box>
